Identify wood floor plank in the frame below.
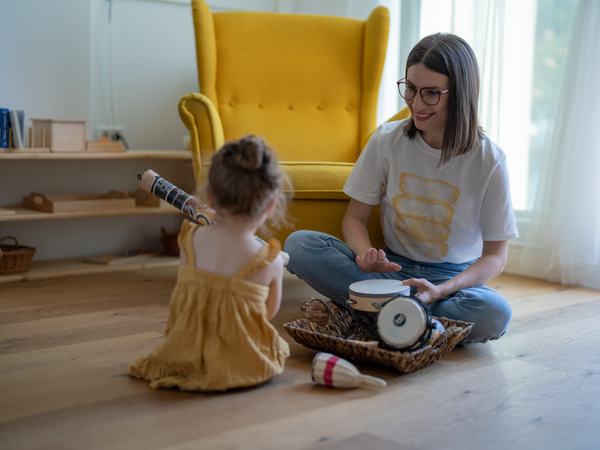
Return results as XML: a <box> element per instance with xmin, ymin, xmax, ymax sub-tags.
<box><xmin>0</xmin><ymin>305</ymin><xmax>167</xmax><ymax>354</ymax></box>
<box><xmin>0</xmin><ymin>270</ymin><xmax>598</xmax><ymax>450</ymax></box>
<box><xmin>309</xmin><ymin>433</ymin><xmax>411</xmax><ymax>450</ymax></box>
<box><xmin>0</xmin><ymin>269</ymin><xmax>175</xmax><ymax>314</ymax></box>
<box><xmin>488</xmin><ymin>273</ymin><xmax>568</xmax><ymax>299</ymax></box>
<box><xmin>495</xmin><ymin>314</ymin><xmax>600</xmax><ymax>374</ymax></box>
<box><xmin>161</xmin><ymin>359</ymin><xmax>599</xmax><ymax>450</ymax></box>
<box><xmin>0</xmin><ymin>304</ymin><xmax>165</xmax><ymax>341</ymax></box>
<box><xmin>0</xmin><ymin>332</ymin><xmax>162</xmax><ymax>422</ymax></box>
<box><xmin>509</xmin><ymin>296</ymin><xmax>600</xmax><ymax>334</ymax></box>
<box><xmin>507</xmin><ymin>287</ymin><xmax>600</xmax><ymax>314</ymax></box>
<box><xmin>0</xmin><ymin>295</ymin><xmax>166</xmax><ymax>325</ymax></box>
<box><xmin>0</xmin><ymin>357</ymin><xmax>356</xmax><ymax>450</ymax></box>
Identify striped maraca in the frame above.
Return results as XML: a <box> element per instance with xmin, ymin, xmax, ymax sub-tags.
<box><xmin>311</xmin><ymin>352</ymin><xmax>387</xmax><ymax>389</ymax></box>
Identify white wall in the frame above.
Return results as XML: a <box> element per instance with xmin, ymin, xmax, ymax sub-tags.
<box><xmin>0</xmin><ymin>0</ymin><xmax>198</xmax><ymax>150</ymax></box>
<box><xmin>0</xmin><ymin>0</ymin><xmax>195</xmax><ymax>261</ymax></box>
<box><xmin>1</xmin><ymin>0</ymin><xmax>399</xmax><ymax>150</ymax></box>
<box><xmin>90</xmin><ymin>0</ymin><xmax>197</xmax><ymax>149</ymax></box>
<box><xmin>0</xmin><ymin>0</ymin><xmax>92</xmax><ymax>133</ymax></box>
<box><xmin>0</xmin><ymin>0</ymin><xmax>400</xmax><ymax>262</ymax></box>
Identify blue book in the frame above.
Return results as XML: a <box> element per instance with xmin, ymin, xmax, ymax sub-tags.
<box><xmin>0</xmin><ymin>108</ymin><xmax>9</xmax><ymax>148</ymax></box>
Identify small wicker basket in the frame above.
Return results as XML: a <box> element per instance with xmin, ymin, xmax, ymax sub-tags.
<box><xmin>284</xmin><ymin>298</ymin><xmax>473</xmax><ymax>374</ymax></box>
<box><xmin>0</xmin><ymin>236</ymin><xmax>36</xmax><ymax>275</ymax></box>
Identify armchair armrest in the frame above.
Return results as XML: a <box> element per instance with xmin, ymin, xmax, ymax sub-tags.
<box><xmin>178</xmin><ymin>93</ymin><xmax>225</xmax><ymax>185</ymax></box>
<box><xmin>385</xmin><ymin>106</ymin><xmax>411</xmax><ymax>123</ymax></box>
<box><xmin>363</xmin><ymin>107</ymin><xmax>412</xmax><ymax>147</ymax></box>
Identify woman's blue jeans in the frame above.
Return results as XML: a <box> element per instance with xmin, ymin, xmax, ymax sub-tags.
<box><xmin>284</xmin><ymin>230</ymin><xmax>512</xmax><ymax>343</ymax></box>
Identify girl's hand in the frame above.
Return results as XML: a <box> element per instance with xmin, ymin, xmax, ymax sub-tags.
<box><xmin>190</xmin><ymin>196</ymin><xmax>215</xmax><ymax>215</ymax></box>
<box><xmin>402</xmin><ymin>278</ymin><xmax>444</xmax><ymax>305</ymax></box>
<box><xmin>356</xmin><ymin>248</ymin><xmax>402</xmax><ymax>273</ymax></box>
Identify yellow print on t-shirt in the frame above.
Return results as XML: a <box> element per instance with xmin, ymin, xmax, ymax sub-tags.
<box><xmin>392</xmin><ymin>173</ymin><xmax>460</xmax><ymax>259</ymax></box>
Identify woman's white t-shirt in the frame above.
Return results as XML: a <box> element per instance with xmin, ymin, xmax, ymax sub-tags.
<box><xmin>343</xmin><ymin>120</ymin><xmax>519</xmax><ymax>264</ymax></box>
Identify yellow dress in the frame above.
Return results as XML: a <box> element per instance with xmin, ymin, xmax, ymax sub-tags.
<box><xmin>128</xmin><ymin>222</ymin><xmax>290</xmax><ymax>391</ymax></box>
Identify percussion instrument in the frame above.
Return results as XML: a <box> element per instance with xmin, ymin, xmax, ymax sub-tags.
<box><xmin>311</xmin><ymin>352</ymin><xmax>386</xmax><ymax>389</ymax></box>
<box><xmin>137</xmin><ymin>169</ymin><xmax>289</xmax><ymax>265</ymax></box>
<box><xmin>347</xmin><ymin>279</ymin><xmax>442</xmax><ymax>351</ymax></box>
<box><xmin>348</xmin><ymin>279</ymin><xmax>410</xmax><ymax>312</ymax></box>
<box><xmin>138</xmin><ymin>169</ymin><xmax>212</xmax><ymax>225</ymax></box>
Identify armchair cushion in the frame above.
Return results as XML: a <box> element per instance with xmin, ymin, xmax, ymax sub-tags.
<box><xmin>282</xmin><ymin>162</ymin><xmax>353</xmax><ymax>200</ymax></box>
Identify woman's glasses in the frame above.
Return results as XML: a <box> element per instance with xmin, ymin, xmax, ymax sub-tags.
<box><xmin>396</xmin><ymin>79</ymin><xmax>449</xmax><ymax>106</ymax></box>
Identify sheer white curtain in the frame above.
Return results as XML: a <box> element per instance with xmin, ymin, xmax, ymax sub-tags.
<box><xmin>516</xmin><ymin>0</ymin><xmax>600</xmax><ymax>289</ymax></box>
<box><xmin>419</xmin><ymin>0</ymin><xmax>536</xmax><ymax>210</ymax></box>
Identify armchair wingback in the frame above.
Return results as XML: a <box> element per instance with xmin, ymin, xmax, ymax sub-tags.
<box><xmin>179</xmin><ymin>0</ymin><xmax>409</xmax><ymax>243</ymax></box>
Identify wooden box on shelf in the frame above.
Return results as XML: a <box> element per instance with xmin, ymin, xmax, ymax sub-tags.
<box><xmin>30</xmin><ymin>119</ymin><xmax>86</xmax><ymax>152</ymax></box>
<box><xmin>23</xmin><ymin>191</ymin><xmax>135</xmax><ymax>213</ymax></box>
<box><xmin>85</xmin><ymin>138</ymin><xmax>126</xmax><ymax>152</ymax></box>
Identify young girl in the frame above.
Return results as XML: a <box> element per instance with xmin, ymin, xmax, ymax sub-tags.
<box><xmin>129</xmin><ymin>135</ymin><xmax>291</xmax><ymax>391</ymax></box>
<box><xmin>284</xmin><ymin>33</ymin><xmax>518</xmax><ymax>344</ymax></box>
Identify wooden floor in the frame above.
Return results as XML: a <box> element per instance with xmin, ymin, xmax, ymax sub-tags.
<box><xmin>1</xmin><ymin>269</ymin><xmax>599</xmax><ymax>450</ymax></box>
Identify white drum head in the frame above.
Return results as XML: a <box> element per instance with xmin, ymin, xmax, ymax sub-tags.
<box><xmin>349</xmin><ymin>279</ymin><xmax>409</xmax><ymax>297</ymax></box>
<box><xmin>349</xmin><ymin>279</ymin><xmax>411</xmax><ymax>312</ymax></box>
<box><xmin>376</xmin><ymin>297</ymin><xmax>428</xmax><ymax>349</ymax></box>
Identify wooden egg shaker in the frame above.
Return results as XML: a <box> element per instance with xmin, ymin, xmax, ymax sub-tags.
<box><xmin>311</xmin><ymin>352</ymin><xmax>386</xmax><ymax>389</ymax></box>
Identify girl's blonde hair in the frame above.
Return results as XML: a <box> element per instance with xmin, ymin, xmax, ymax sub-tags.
<box><xmin>207</xmin><ymin>135</ymin><xmax>291</xmax><ymax>235</ymax></box>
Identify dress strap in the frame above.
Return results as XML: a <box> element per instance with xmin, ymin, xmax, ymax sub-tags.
<box><xmin>177</xmin><ymin>220</ymin><xmax>200</xmax><ymax>267</ymax></box>
<box><xmin>234</xmin><ymin>238</ymin><xmax>281</xmax><ymax>280</ymax></box>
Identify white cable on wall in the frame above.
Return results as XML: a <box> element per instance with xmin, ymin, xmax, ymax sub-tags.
<box><xmin>107</xmin><ymin>0</ymin><xmax>119</xmax><ymax>129</ymax></box>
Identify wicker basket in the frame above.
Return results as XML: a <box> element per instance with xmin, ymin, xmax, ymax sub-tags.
<box><xmin>0</xmin><ymin>236</ymin><xmax>36</xmax><ymax>275</ymax></box>
<box><xmin>284</xmin><ymin>298</ymin><xmax>473</xmax><ymax>374</ymax></box>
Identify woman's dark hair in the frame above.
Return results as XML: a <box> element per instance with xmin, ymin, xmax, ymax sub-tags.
<box><xmin>207</xmin><ymin>135</ymin><xmax>291</xmax><ymax>234</ymax></box>
<box><xmin>404</xmin><ymin>33</ymin><xmax>483</xmax><ymax>164</ymax></box>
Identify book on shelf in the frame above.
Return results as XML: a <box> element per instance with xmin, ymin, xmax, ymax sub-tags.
<box><xmin>0</xmin><ymin>108</ymin><xmax>26</xmax><ymax>149</ymax></box>
<box><xmin>0</xmin><ymin>108</ymin><xmax>9</xmax><ymax>148</ymax></box>
<box><xmin>10</xmin><ymin>110</ymin><xmax>25</xmax><ymax>149</ymax></box>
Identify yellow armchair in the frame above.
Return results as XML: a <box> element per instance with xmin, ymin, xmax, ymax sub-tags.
<box><xmin>179</xmin><ymin>0</ymin><xmax>409</xmax><ymax>244</ymax></box>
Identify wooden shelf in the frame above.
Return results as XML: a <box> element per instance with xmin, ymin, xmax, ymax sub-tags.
<box><xmin>0</xmin><ymin>255</ymin><xmax>179</xmax><ymax>284</ymax></box>
<box><xmin>0</xmin><ymin>150</ymin><xmax>191</xmax><ymax>160</ymax></box>
<box><xmin>0</xmin><ymin>204</ymin><xmax>181</xmax><ymax>222</ymax></box>
<box><xmin>1</xmin><ymin>149</ymin><xmax>189</xmax><ymax>281</ymax></box>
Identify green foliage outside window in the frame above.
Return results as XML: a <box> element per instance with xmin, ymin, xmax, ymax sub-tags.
<box><xmin>528</xmin><ymin>0</ymin><xmax>578</xmax><ymax>208</ymax></box>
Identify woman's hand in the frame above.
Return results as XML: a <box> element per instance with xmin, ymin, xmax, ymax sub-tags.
<box><xmin>343</xmin><ymin>200</ymin><xmax>401</xmax><ymax>273</ymax></box>
<box><xmin>356</xmin><ymin>248</ymin><xmax>401</xmax><ymax>273</ymax></box>
<box><xmin>402</xmin><ymin>278</ymin><xmax>444</xmax><ymax>305</ymax></box>
<box><xmin>403</xmin><ymin>240</ymin><xmax>508</xmax><ymax>305</ymax></box>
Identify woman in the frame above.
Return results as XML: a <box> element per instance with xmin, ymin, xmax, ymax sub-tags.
<box><xmin>284</xmin><ymin>33</ymin><xmax>518</xmax><ymax>343</ymax></box>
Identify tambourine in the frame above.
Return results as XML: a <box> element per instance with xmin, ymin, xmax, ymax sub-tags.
<box><xmin>347</xmin><ymin>279</ymin><xmax>443</xmax><ymax>351</ymax></box>
<box><xmin>348</xmin><ymin>279</ymin><xmax>410</xmax><ymax>312</ymax></box>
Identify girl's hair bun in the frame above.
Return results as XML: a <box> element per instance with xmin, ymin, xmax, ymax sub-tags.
<box><xmin>224</xmin><ymin>135</ymin><xmax>269</xmax><ymax>172</ymax></box>
<box><xmin>207</xmin><ymin>134</ymin><xmax>291</xmax><ymax>235</ymax></box>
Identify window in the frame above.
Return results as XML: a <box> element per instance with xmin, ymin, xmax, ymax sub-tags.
<box><xmin>528</xmin><ymin>0</ymin><xmax>577</xmax><ymax>209</ymax></box>
<box><xmin>417</xmin><ymin>0</ymin><xmax>577</xmax><ymax>211</ymax></box>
